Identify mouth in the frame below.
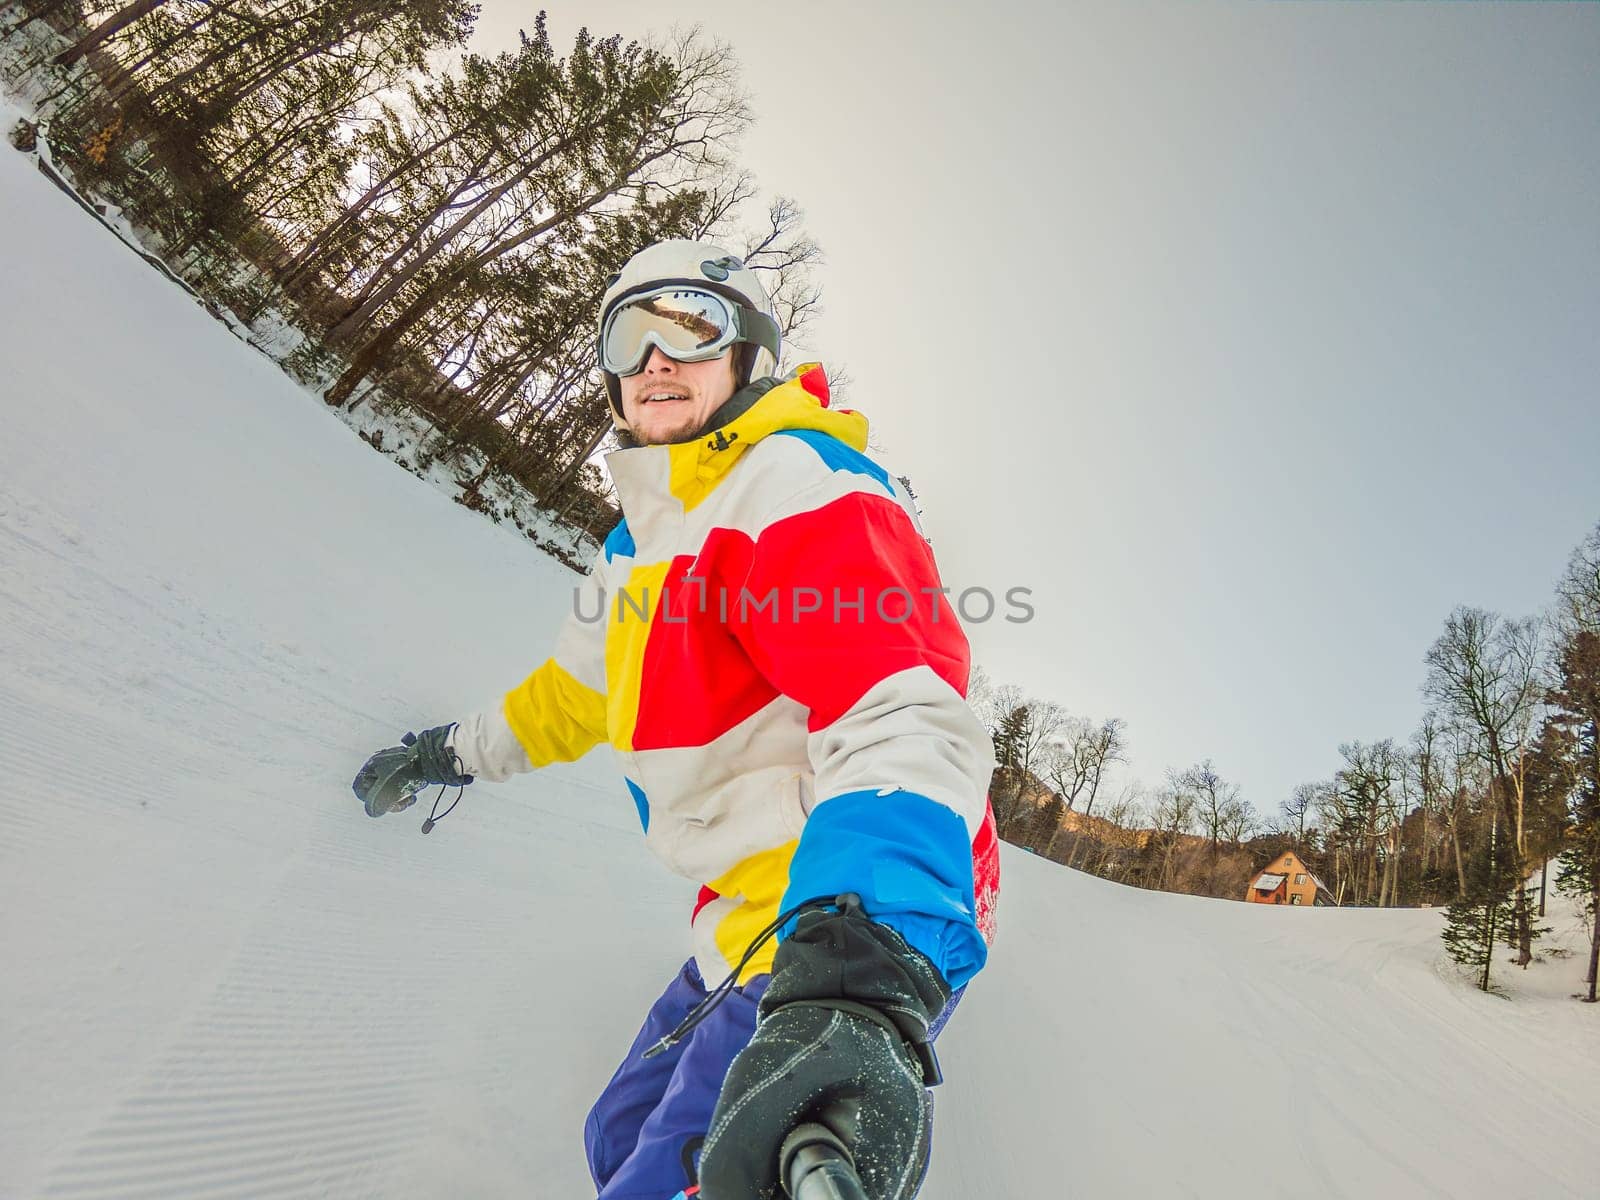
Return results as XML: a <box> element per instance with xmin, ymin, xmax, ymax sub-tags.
<box><xmin>642</xmin><ymin>390</ymin><xmax>690</xmax><ymax>406</ymax></box>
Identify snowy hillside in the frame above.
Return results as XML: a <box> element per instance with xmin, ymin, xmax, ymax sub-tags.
<box><xmin>2</xmin><ymin>107</ymin><xmax>1598</xmax><ymax>1200</ymax></box>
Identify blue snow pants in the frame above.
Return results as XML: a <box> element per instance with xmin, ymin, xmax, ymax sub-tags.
<box><xmin>583</xmin><ymin>958</ymin><xmax>963</xmax><ymax>1199</ymax></box>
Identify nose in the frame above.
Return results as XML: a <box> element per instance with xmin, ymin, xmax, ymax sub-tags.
<box><xmin>641</xmin><ymin>346</ymin><xmax>677</xmax><ymax>374</ymax></box>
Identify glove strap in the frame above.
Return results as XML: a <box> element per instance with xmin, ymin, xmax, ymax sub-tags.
<box><xmin>411</xmin><ymin>725</ymin><xmax>473</xmax><ymax>787</ymax></box>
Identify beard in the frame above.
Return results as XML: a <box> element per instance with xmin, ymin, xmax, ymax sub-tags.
<box><xmin>632</xmin><ymin>409</ymin><xmax>703</xmax><ymax>445</ymax></box>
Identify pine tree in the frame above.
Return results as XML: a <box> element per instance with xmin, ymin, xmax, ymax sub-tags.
<box><xmin>1550</xmin><ymin>630</ymin><xmax>1600</xmax><ymax>1001</ymax></box>
<box><xmin>987</xmin><ymin>705</ymin><xmax>1035</xmax><ymax>843</ymax></box>
<box><xmin>992</xmin><ymin>705</ymin><xmax>1030</xmax><ymax>772</ymax></box>
<box><xmin>1442</xmin><ymin>815</ymin><xmax>1519</xmax><ymax>992</ymax></box>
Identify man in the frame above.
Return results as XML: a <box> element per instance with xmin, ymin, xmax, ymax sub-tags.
<box><xmin>352</xmin><ymin>240</ymin><xmax>999</xmax><ymax>1200</ymax></box>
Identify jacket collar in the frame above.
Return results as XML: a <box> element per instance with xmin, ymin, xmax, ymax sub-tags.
<box><xmin>604</xmin><ymin>364</ymin><xmax>868</xmax><ymax>540</ymax></box>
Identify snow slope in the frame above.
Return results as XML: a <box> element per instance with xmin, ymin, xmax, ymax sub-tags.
<box><xmin>2</xmin><ymin>120</ymin><xmax>1598</xmax><ymax>1199</ymax></box>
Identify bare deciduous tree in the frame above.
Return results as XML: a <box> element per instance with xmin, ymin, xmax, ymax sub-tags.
<box><xmin>1425</xmin><ymin>607</ymin><xmax>1546</xmax><ymax>962</ymax></box>
<box><xmin>1282</xmin><ymin>782</ymin><xmax>1320</xmax><ymax>844</ymax></box>
<box><xmin>1557</xmin><ymin>520</ymin><xmax>1600</xmax><ymax>637</ymax></box>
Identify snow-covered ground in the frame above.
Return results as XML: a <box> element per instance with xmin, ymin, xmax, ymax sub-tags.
<box><xmin>3</xmin><ymin>99</ymin><xmax>1598</xmax><ymax>1199</ymax></box>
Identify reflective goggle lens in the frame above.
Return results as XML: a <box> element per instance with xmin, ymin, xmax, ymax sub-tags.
<box><xmin>602</xmin><ymin>289</ymin><xmax>737</xmax><ymax>375</ymax></box>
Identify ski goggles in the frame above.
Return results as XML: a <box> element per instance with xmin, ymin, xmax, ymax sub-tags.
<box><xmin>599</xmin><ymin>285</ymin><xmax>777</xmax><ymax>377</ymax></box>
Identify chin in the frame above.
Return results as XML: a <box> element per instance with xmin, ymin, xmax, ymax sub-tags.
<box><xmin>644</xmin><ymin>412</ymin><xmax>703</xmax><ymax>441</ymax></box>
<box><xmin>634</xmin><ymin>423</ymin><xmax>693</xmax><ymax>446</ymax></box>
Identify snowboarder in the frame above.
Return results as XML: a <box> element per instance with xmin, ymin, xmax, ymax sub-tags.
<box><xmin>352</xmin><ymin>239</ymin><xmax>999</xmax><ymax>1199</ymax></box>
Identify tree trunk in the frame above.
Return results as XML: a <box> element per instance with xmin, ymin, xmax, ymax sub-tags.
<box><xmin>12</xmin><ymin>0</ymin><xmax>82</xmax><ymax>38</ymax></box>
<box><xmin>130</xmin><ymin>0</ymin><xmax>369</xmax><ymax>112</ymax></box>
<box><xmin>276</xmin><ymin>122</ymin><xmax>471</xmax><ymax>288</ymax></box>
<box><xmin>109</xmin><ymin>10</ymin><xmax>272</xmax><ymax>105</ymax></box>
<box><xmin>326</xmin><ymin>135</ymin><xmax>568</xmax><ymax>340</ymax></box>
<box><xmin>54</xmin><ymin>0</ymin><xmax>169</xmax><ymax>69</ymax></box>
<box><xmin>1364</xmin><ymin>831</ymin><xmax>1378</xmax><ymax>905</ymax></box>
<box><xmin>97</xmin><ymin>3</ymin><xmax>223</xmax><ymax>101</ymax></box>
<box><xmin>1586</xmin><ymin>874</ymin><xmax>1599</xmax><ymax>1003</ymax></box>
<box><xmin>1511</xmin><ymin>855</ymin><xmax>1533</xmax><ymax>964</ymax></box>
<box><xmin>191</xmin><ymin>30</ymin><xmax>358</xmax><ymax>125</ymax></box>
<box><xmin>1042</xmin><ymin>806</ymin><xmax>1067</xmax><ymax>861</ymax></box>
<box><xmin>224</xmin><ymin>103</ymin><xmax>334</xmax><ymax>189</ymax></box>
<box><xmin>1066</xmin><ymin>831</ymin><xmax>1088</xmax><ymax>873</ymax></box>
<box><xmin>1481</xmin><ymin>892</ymin><xmax>1497</xmax><ymax>993</ymax></box>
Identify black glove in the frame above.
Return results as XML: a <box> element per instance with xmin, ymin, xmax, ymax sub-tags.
<box><xmin>698</xmin><ymin>898</ymin><xmax>951</xmax><ymax>1200</ymax></box>
<box><xmin>351</xmin><ymin>725</ymin><xmax>472</xmax><ymax>818</ymax></box>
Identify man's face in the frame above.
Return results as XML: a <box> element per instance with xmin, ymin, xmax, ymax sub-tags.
<box><xmin>618</xmin><ymin>346</ymin><xmax>739</xmax><ymax>446</ymax></box>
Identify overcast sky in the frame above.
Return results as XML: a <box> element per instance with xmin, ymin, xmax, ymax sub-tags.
<box><xmin>473</xmin><ymin>1</ymin><xmax>1599</xmax><ymax>817</ymax></box>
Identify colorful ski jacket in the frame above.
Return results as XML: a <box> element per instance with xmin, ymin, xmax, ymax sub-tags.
<box><xmin>449</xmin><ymin>364</ymin><xmax>999</xmax><ymax>989</ymax></box>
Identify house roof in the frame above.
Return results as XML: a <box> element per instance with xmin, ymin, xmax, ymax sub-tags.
<box><xmin>1252</xmin><ymin>873</ymin><xmax>1287</xmax><ymax>891</ymax></box>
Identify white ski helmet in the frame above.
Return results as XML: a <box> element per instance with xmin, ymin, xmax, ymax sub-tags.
<box><xmin>597</xmin><ymin>239</ymin><xmax>782</xmax><ymax>434</ymax></box>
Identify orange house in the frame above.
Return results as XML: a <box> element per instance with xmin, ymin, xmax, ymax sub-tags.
<box><xmin>1246</xmin><ymin>851</ymin><xmax>1334</xmax><ymax>906</ymax></box>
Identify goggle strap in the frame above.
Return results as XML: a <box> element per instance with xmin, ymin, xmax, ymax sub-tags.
<box><xmin>738</xmin><ymin>306</ymin><xmax>782</xmax><ymax>362</ymax></box>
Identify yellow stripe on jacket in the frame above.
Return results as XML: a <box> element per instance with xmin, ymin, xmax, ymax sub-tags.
<box><xmin>503</xmin><ymin>658</ymin><xmax>607</xmax><ymax>767</ymax></box>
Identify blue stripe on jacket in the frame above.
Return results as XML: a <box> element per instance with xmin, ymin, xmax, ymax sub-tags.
<box><xmin>770</xmin><ymin>428</ymin><xmax>895</xmax><ymax>494</ymax></box>
<box><xmin>604</xmin><ymin>518</ymin><xmax>635</xmax><ymax>563</ymax></box>
<box><xmin>779</xmin><ymin>789</ymin><xmax>986</xmax><ymax>989</ymax></box>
